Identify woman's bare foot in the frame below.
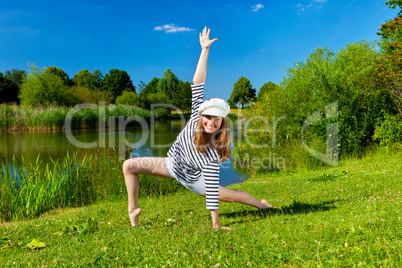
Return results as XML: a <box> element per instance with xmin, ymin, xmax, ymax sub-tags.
<box><xmin>261</xmin><ymin>199</ymin><xmax>278</xmax><ymax>209</ymax></box>
<box><xmin>129</xmin><ymin>208</ymin><xmax>142</xmax><ymax>227</ymax></box>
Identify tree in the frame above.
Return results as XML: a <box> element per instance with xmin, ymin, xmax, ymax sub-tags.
<box><xmin>140</xmin><ymin>77</ymin><xmax>159</xmax><ymax>96</ymax></box>
<box><xmin>228</xmin><ymin>77</ymin><xmax>256</xmax><ymax>108</ymax></box>
<box><xmin>139</xmin><ymin>93</ymin><xmax>168</xmax><ymax>110</ymax></box>
<box><xmin>103</xmin><ymin>69</ymin><xmax>135</xmax><ymax>103</ymax></box>
<box><xmin>115</xmin><ymin>91</ymin><xmax>139</xmax><ymax>106</ymax></box>
<box><xmin>44</xmin><ymin>66</ymin><xmax>73</xmax><ymax>86</ymax></box>
<box><xmin>137</xmin><ymin>81</ymin><xmax>146</xmax><ymax>93</ymax></box>
<box><xmin>19</xmin><ymin>64</ymin><xmax>78</xmax><ymax>106</ymax></box>
<box><xmin>375</xmin><ymin>2</ymin><xmax>402</xmax><ymax>115</ymax></box>
<box><xmin>157</xmin><ymin>69</ymin><xmax>178</xmax><ymax>100</ymax></box>
<box><xmin>4</xmin><ymin>69</ymin><xmax>26</xmax><ymax>88</ymax></box>
<box><xmin>384</xmin><ymin>0</ymin><xmax>402</xmax><ymax>16</ymax></box>
<box><xmin>171</xmin><ymin>80</ymin><xmax>192</xmax><ymax>112</ymax></box>
<box><xmin>73</xmin><ymin>69</ymin><xmax>103</xmax><ymax>90</ymax></box>
<box><xmin>0</xmin><ymin>73</ymin><xmax>20</xmax><ymax>104</ymax></box>
<box><xmin>258</xmin><ymin>82</ymin><xmax>281</xmax><ymax>101</ymax></box>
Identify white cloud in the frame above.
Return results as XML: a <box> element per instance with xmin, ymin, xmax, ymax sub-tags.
<box><xmin>251</xmin><ymin>4</ymin><xmax>264</xmax><ymax>12</ymax></box>
<box><xmin>297</xmin><ymin>3</ymin><xmax>315</xmax><ymax>11</ymax></box>
<box><xmin>154</xmin><ymin>24</ymin><xmax>195</xmax><ymax>33</ymax></box>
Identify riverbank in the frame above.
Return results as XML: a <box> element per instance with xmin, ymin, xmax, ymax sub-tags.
<box><xmin>0</xmin><ymin>104</ymin><xmax>193</xmax><ymax>132</ymax></box>
<box><xmin>1</xmin><ymin>146</ymin><xmax>401</xmax><ymax>266</ymax></box>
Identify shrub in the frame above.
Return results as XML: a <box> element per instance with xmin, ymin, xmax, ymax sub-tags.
<box><xmin>373</xmin><ymin>114</ymin><xmax>402</xmax><ymax>145</ymax></box>
<box><xmin>153</xmin><ymin>107</ymin><xmax>169</xmax><ymax>119</ymax></box>
<box><xmin>234</xmin><ymin>41</ymin><xmax>394</xmax><ymax>173</ymax></box>
<box><xmin>19</xmin><ymin>64</ymin><xmax>78</xmax><ymax>107</ymax></box>
<box><xmin>115</xmin><ymin>91</ymin><xmax>139</xmax><ymax>106</ymax></box>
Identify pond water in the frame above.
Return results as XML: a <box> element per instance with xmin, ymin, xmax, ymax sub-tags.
<box><xmin>0</xmin><ymin>120</ymin><xmax>247</xmax><ymax>186</ymax></box>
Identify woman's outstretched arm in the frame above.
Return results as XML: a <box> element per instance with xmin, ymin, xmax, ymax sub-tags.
<box><xmin>193</xmin><ymin>26</ymin><xmax>218</xmax><ymax>84</ymax></box>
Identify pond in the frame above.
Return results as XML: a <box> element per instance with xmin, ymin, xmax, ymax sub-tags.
<box><xmin>0</xmin><ymin>119</ymin><xmax>247</xmax><ymax>186</ymax></box>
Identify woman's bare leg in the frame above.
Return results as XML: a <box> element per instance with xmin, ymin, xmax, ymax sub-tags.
<box><xmin>122</xmin><ymin>157</ymin><xmax>172</xmax><ymax>227</ymax></box>
<box><xmin>214</xmin><ymin>186</ymin><xmax>277</xmax><ymax>209</ymax></box>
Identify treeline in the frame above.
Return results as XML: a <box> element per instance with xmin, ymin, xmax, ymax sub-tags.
<box><xmin>234</xmin><ymin>0</ymin><xmax>402</xmax><ymax>173</ymax></box>
<box><xmin>0</xmin><ymin>65</ymin><xmax>192</xmax><ymax>113</ymax></box>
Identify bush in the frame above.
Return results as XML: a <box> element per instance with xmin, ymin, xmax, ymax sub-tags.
<box><xmin>19</xmin><ymin>64</ymin><xmax>78</xmax><ymax>107</ymax></box>
<box><xmin>373</xmin><ymin>114</ymin><xmax>402</xmax><ymax>145</ymax></box>
<box><xmin>71</xmin><ymin>86</ymin><xmax>112</xmax><ymax>105</ymax></box>
<box><xmin>234</xmin><ymin>41</ymin><xmax>394</xmax><ymax>173</ymax></box>
<box><xmin>115</xmin><ymin>91</ymin><xmax>139</xmax><ymax>106</ymax></box>
<box><xmin>153</xmin><ymin>107</ymin><xmax>169</xmax><ymax>119</ymax></box>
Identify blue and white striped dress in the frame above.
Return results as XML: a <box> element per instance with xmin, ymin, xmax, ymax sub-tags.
<box><xmin>167</xmin><ymin>83</ymin><xmax>221</xmax><ymax>210</ymax></box>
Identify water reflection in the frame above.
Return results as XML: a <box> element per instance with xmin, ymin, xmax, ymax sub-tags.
<box><xmin>0</xmin><ymin>120</ymin><xmax>246</xmax><ymax>186</ymax></box>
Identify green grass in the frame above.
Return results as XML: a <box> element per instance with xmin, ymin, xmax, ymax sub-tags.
<box><xmin>0</xmin><ymin>152</ymin><xmax>181</xmax><ymax>222</ymax></box>
<box><xmin>0</xmin><ymin>104</ymin><xmax>151</xmax><ymax>131</ymax></box>
<box><xmin>1</xmin><ymin>146</ymin><xmax>401</xmax><ymax>266</ymax></box>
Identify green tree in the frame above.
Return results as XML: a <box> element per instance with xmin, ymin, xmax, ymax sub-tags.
<box><xmin>384</xmin><ymin>0</ymin><xmax>402</xmax><ymax>16</ymax></box>
<box><xmin>157</xmin><ymin>69</ymin><xmax>178</xmax><ymax>100</ymax></box>
<box><xmin>171</xmin><ymin>80</ymin><xmax>192</xmax><ymax>112</ymax></box>
<box><xmin>258</xmin><ymin>82</ymin><xmax>281</xmax><ymax>101</ymax></box>
<box><xmin>115</xmin><ymin>91</ymin><xmax>139</xmax><ymax>106</ymax></box>
<box><xmin>376</xmin><ymin>2</ymin><xmax>402</xmax><ymax>115</ymax></box>
<box><xmin>103</xmin><ymin>69</ymin><xmax>135</xmax><ymax>103</ymax></box>
<box><xmin>140</xmin><ymin>77</ymin><xmax>159</xmax><ymax>96</ymax></box>
<box><xmin>228</xmin><ymin>77</ymin><xmax>256</xmax><ymax>108</ymax></box>
<box><xmin>137</xmin><ymin>81</ymin><xmax>146</xmax><ymax>93</ymax></box>
<box><xmin>73</xmin><ymin>69</ymin><xmax>103</xmax><ymax>90</ymax></box>
<box><xmin>0</xmin><ymin>73</ymin><xmax>20</xmax><ymax>104</ymax></box>
<box><xmin>19</xmin><ymin>64</ymin><xmax>77</xmax><ymax>106</ymax></box>
<box><xmin>4</xmin><ymin>69</ymin><xmax>26</xmax><ymax>88</ymax></box>
<box><xmin>44</xmin><ymin>66</ymin><xmax>73</xmax><ymax>86</ymax></box>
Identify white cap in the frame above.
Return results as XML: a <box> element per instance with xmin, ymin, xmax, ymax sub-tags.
<box><xmin>198</xmin><ymin>98</ymin><xmax>230</xmax><ymax>118</ymax></box>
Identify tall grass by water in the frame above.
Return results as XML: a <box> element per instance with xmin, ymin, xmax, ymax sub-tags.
<box><xmin>0</xmin><ymin>104</ymin><xmax>151</xmax><ymax>131</ymax></box>
<box><xmin>0</xmin><ymin>152</ymin><xmax>181</xmax><ymax>221</ymax></box>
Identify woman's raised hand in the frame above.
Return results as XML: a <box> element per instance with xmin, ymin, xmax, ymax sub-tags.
<box><xmin>199</xmin><ymin>26</ymin><xmax>218</xmax><ymax>49</ymax></box>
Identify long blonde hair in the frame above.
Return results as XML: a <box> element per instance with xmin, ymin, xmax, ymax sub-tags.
<box><xmin>194</xmin><ymin>117</ymin><xmax>231</xmax><ymax>162</ymax></box>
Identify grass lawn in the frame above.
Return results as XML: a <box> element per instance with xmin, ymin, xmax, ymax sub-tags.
<box><xmin>1</xmin><ymin>147</ymin><xmax>401</xmax><ymax>267</ymax></box>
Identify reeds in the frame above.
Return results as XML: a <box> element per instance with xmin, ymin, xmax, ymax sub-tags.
<box><xmin>0</xmin><ymin>104</ymin><xmax>151</xmax><ymax>131</ymax></box>
<box><xmin>0</xmin><ymin>152</ymin><xmax>181</xmax><ymax>221</ymax></box>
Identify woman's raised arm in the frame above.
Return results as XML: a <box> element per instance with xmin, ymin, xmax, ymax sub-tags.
<box><xmin>193</xmin><ymin>26</ymin><xmax>218</xmax><ymax>85</ymax></box>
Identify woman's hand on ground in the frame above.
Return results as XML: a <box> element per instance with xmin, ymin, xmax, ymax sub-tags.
<box><xmin>200</xmin><ymin>26</ymin><xmax>218</xmax><ymax>49</ymax></box>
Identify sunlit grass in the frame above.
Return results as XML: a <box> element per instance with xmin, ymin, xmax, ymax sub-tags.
<box><xmin>0</xmin><ymin>152</ymin><xmax>181</xmax><ymax>222</ymax></box>
<box><xmin>1</xmin><ymin>146</ymin><xmax>401</xmax><ymax>266</ymax></box>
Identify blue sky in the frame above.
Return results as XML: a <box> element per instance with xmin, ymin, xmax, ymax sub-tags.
<box><xmin>0</xmin><ymin>0</ymin><xmax>398</xmax><ymax>100</ymax></box>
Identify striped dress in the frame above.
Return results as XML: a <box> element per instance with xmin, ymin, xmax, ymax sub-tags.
<box><xmin>167</xmin><ymin>83</ymin><xmax>221</xmax><ymax>210</ymax></box>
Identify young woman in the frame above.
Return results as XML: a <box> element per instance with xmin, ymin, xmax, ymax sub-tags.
<box><xmin>122</xmin><ymin>26</ymin><xmax>276</xmax><ymax>230</ymax></box>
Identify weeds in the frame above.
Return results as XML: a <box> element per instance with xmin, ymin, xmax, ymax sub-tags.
<box><xmin>0</xmin><ymin>152</ymin><xmax>181</xmax><ymax>221</ymax></box>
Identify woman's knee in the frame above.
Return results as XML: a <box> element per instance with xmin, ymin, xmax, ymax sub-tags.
<box><xmin>123</xmin><ymin>158</ymin><xmax>139</xmax><ymax>174</ymax></box>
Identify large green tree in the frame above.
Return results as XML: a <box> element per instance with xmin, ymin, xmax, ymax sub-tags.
<box><xmin>228</xmin><ymin>77</ymin><xmax>256</xmax><ymax>108</ymax></box>
<box><xmin>258</xmin><ymin>81</ymin><xmax>281</xmax><ymax>101</ymax></box>
<box><xmin>171</xmin><ymin>80</ymin><xmax>192</xmax><ymax>112</ymax></box>
<box><xmin>73</xmin><ymin>69</ymin><xmax>103</xmax><ymax>90</ymax></box>
<box><xmin>103</xmin><ymin>69</ymin><xmax>135</xmax><ymax>103</ymax></box>
<box><xmin>141</xmin><ymin>77</ymin><xmax>159</xmax><ymax>96</ymax></box>
<box><xmin>19</xmin><ymin>65</ymin><xmax>77</xmax><ymax>106</ymax></box>
<box><xmin>157</xmin><ymin>69</ymin><xmax>178</xmax><ymax>100</ymax></box>
<box><xmin>44</xmin><ymin>66</ymin><xmax>73</xmax><ymax>86</ymax></box>
<box><xmin>376</xmin><ymin>1</ymin><xmax>402</xmax><ymax>115</ymax></box>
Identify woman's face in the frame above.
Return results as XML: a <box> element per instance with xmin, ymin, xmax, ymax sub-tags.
<box><xmin>202</xmin><ymin>115</ymin><xmax>223</xmax><ymax>134</ymax></box>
